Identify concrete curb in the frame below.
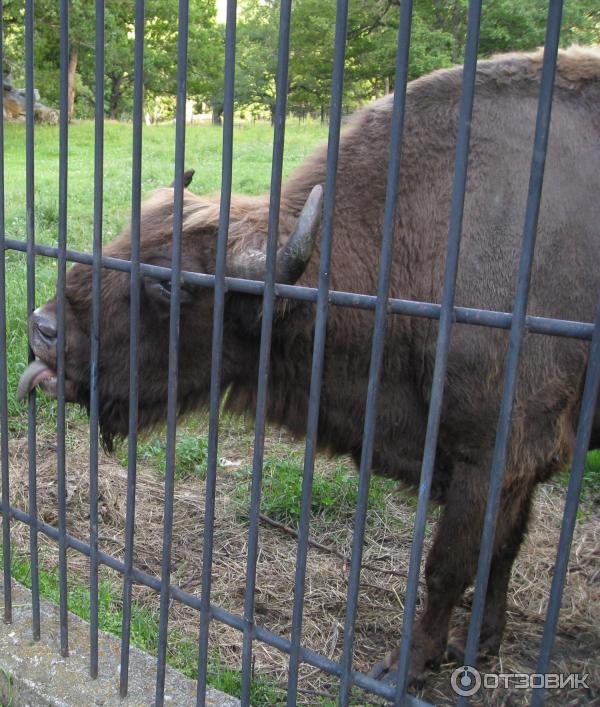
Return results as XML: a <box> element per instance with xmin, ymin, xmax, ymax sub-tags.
<box><xmin>0</xmin><ymin>578</ymin><xmax>240</xmax><ymax>707</ymax></box>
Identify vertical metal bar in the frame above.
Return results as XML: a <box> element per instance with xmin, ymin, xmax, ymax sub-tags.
<box><xmin>120</xmin><ymin>0</ymin><xmax>145</xmax><ymax>696</ymax></box>
<box><xmin>459</xmin><ymin>1</ymin><xmax>564</xmax><ymax>689</ymax></box>
<box><xmin>393</xmin><ymin>1</ymin><xmax>482</xmax><ymax>701</ymax></box>
<box><xmin>0</xmin><ymin>0</ymin><xmax>11</xmax><ymax>625</ymax></box>
<box><xmin>285</xmin><ymin>0</ymin><xmax>350</xmax><ymax>702</ymax></box>
<box><xmin>196</xmin><ymin>1</ymin><xmax>236</xmax><ymax>703</ymax></box>
<box><xmin>55</xmin><ymin>0</ymin><xmax>70</xmax><ymax>659</ymax></box>
<box><xmin>336</xmin><ymin>1</ymin><xmax>420</xmax><ymax>702</ymax></box>
<box><xmin>239</xmin><ymin>1</ymin><xmax>294</xmax><ymax>703</ymax></box>
<box><xmin>531</xmin><ymin>300</ymin><xmax>600</xmax><ymax>706</ymax></box>
<box><xmin>154</xmin><ymin>0</ymin><xmax>189</xmax><ymax>702</ymax></box>
<box><xmin>89</xmin><ymin>0</ymin><xmax>105</xmax><ymax>679</ymax></box>
<box><xmin>25</xmin><ymin>0</ymin><xmax>40</xmax><ymax>642</ymax></box>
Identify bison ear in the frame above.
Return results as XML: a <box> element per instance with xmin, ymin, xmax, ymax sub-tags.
<box><xmin>170</xmin><ymin>168</ymin><xmax>195</xmax><ymax>188</ymax></box>
<box><xmin>183</xmin><ymin>169</ymin><xmax>195</xmax><ymax>187</ymax></box>
<box><xmin>227</xmin><ymin>184</ymin><xmax>323</xmax><ymax>284</ymax></box>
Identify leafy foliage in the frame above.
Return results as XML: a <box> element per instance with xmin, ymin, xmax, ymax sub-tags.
<box><xmin>3</xmin><ymin>0</ymin><xmax>598</xmax><ymax>121</ymax></box>
<box><xmin>230</xmin><ymin>0</ymin><xmax>600</xmax><ymax>120</ymax></box>
<box><xmin>2</xmin><ymin>0</ymin><xmax>222</xmax><ymax>119</ymax></box>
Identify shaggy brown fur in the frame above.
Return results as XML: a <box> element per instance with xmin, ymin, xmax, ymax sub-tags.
<box><xmin>27</xmin><ymin>46</ymin><xmax>600</xmax><ymax>685</ymax></box>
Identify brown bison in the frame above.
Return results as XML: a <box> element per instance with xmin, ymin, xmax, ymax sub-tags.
<box><xmin>18</xmin><ymin>46</ymin><xmax>600</xmax><ymax>684</ymax></box>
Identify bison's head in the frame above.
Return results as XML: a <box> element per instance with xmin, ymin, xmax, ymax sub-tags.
<box><xmin>17</xmin><ymin>178</ymin><xmax>322</xmax><ymax>449</ymax></box>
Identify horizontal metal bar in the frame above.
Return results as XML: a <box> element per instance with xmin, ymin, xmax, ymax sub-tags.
<box><xmin>3</xmin><ymin>237</ymin><xmax>593</xmax><ymax>341</ymax></box>
<box><xmin>5</xmin><ymin>503</ymin><xmax>429</xmax><ymax>704</ymax></box>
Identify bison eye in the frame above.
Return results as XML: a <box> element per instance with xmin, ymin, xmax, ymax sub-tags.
<box><xmin>143</xmin><ymin>277</ymin><xmax>194</xmax><ymax>305</ymax></box>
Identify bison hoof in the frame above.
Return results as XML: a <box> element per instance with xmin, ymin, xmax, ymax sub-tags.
<box><xmin>368</xmin><ymin>644</ymin><xmax>438</xmax><ymax>689</ymax></box>
<box><xmin>369</xmin><ymin>647</ymin><xmax>400</xmax><ymax>685</ymax></box>
<box><xmin>447</xmin><ymin>626</ymin><xmax>501</xmax><ymax>665</ymax></box>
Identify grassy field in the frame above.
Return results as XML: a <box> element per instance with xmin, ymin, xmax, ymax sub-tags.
<box><xmin>1</xmin><ymin>120</ymin><xmax>599</xmax><ymax>705</ymax></box>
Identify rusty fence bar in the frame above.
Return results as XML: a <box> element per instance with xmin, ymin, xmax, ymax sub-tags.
<box><xmin>0</xmin><ymin>0</ymin><xmax>597</xmax><ymax>706</ymax></box>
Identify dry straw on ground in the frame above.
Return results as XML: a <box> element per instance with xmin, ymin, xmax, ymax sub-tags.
<box><xmin>4</xmin><ymin>418</ymin><xmax>599</xmax><ymax>706</ymax></box>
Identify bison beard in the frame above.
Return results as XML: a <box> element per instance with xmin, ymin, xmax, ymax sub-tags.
<box><xmin>19</xmin><ymin>46</ymin><xmax>600</xmax><ymax>687</ymax></box>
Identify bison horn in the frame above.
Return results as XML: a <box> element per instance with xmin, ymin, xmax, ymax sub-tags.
<box><xmin>229</xmin><ymin>184</ymin><xmax>323</xmax><ymax>284</ymax></box>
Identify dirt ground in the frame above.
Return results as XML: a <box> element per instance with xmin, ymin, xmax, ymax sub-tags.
<box><xmin>4</xmin><ymin>417</ymin><xmax>600</xmax><ymax>706</ymax></box>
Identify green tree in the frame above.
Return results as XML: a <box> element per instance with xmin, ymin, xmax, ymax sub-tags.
<box><xmin>234</xmin><ymin>0</ymin><xmax>279</xmax><ymax>121</ymax></box>
<box><xmin>3</xmin><ymin>0</ymin><xmax>599</xmax><ymax>121</ymax></box>
<box><xmin>1</xmin><ymin>0</ymin><xmax>222</xmax><ymax>120</ymax></box>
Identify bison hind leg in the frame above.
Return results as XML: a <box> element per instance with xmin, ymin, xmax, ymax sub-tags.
<box><xmin>372</xmin><ymin>457</ymin><xmax>536</xmax><ymax>687</ymax></box>
<box><xmin>446</xmin><ymin>481</ymin><xmax>535</xmax><ymax>665</ymax></box>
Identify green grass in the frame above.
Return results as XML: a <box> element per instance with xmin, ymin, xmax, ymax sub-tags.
<box><xmin>115</xmin><ymin>431</ymin><xmax>209</xmax><ymax>480</ymax></box>
<box><xmin>1</xmin><ymin>549</ymin><xmax>285</xmax><ymax>704</ymax></box>
<box><xmin>0</xmin><ymin>667</ymin><xmax>14</xmax><ymax>707</ymax></box>
<box><xmin>557</xmin><ymin>447</ymin><xmax>600</xmax><ymax>509</ymax></box>
<box><xmin>3</xmin><ymin>119</ymin><xmax>329</xmax><ymax>426</ymax></box>
<box><xmin>580</xmin><ymin>448</ymin><xmax>600</xmax><ymax>497</ymax></box>
<box><xmin>235</xmin><ymin>453</ymin><xmax>397</xmax><ymax>527</ymax></box>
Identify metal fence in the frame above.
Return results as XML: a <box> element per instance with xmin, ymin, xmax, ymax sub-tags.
<box><xmin>1</xmin><ymin>0</ymin><xmax>599</xmax><ymax>705</ymax></box>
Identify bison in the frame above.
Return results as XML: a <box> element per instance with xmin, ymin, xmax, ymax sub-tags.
<box><xmin>18</xmin><ymin>46</ymin><xmax>600</xmax><ymax>685</ymax></box>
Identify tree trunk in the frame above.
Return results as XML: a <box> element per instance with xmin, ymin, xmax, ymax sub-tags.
<box><xmin>67</xmin><ymin>47</ymin><xmax>78</xmax><ymax>121</ymax></box>
<box><xmin>384</xmin><ymin>75</ymin><xmax>390</xmax><ymax>94</ymax></box>
<box><xmin>108</xmin><ymin>75</ymin><xmax>122</xmax><ymax>119</ymax></box>
<box><xmin>211</xmin><ymin>106</ymin><xmax>223</xmax><ymax>125</ymax></box>
<box><xmin>450</xmin><ymin>0</ymin><xmax>463</xmax><ymax>63</ymax></box>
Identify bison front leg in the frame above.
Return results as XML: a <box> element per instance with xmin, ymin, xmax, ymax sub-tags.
<box><xmin>370</xmin><ymin>463</ymin><xmax>536</xmax><ymax>686</ymax></box>
<box><xmin>408</xmin><ymin>464</ymin><xmax>488</xmax><ymax>682</ymax></box>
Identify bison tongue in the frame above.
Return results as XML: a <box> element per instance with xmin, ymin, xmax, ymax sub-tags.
<box><xmin>16</xmin><ymin>360</ymin><xmax>57</xmax><ymax>402</ymax></box>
